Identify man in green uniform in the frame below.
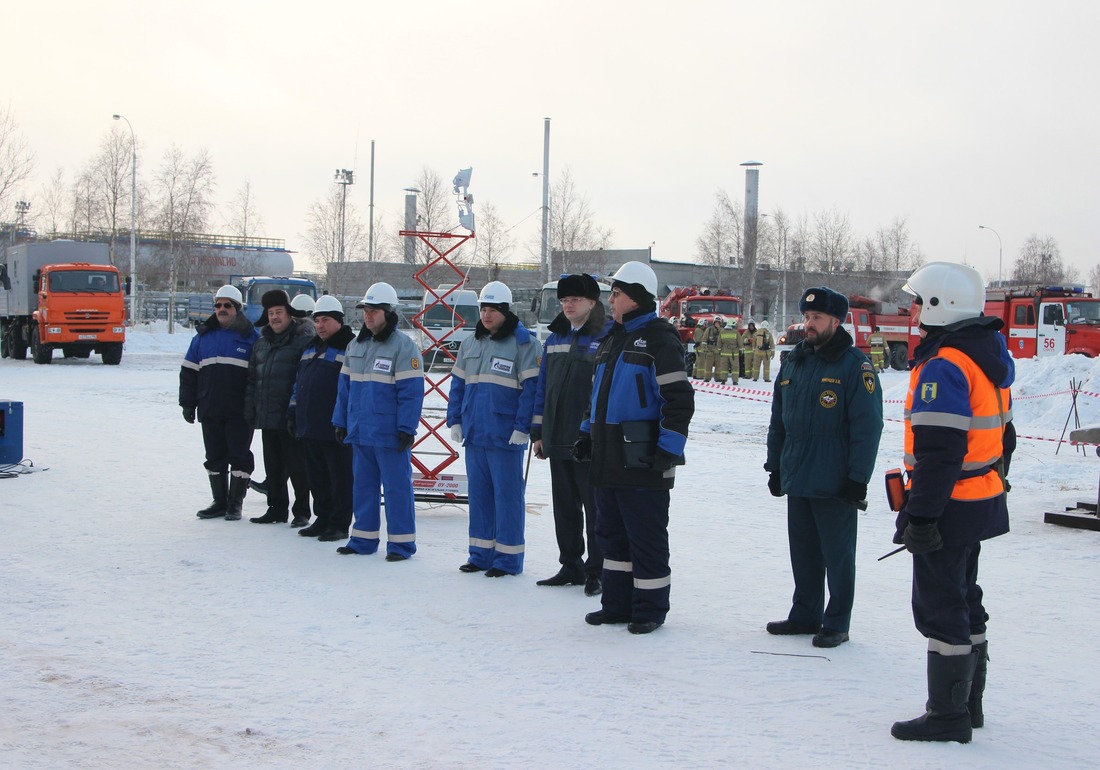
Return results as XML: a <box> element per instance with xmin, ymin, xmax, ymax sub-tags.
<box><xmin>716</xmin><ymin>316</ymin><xmax>742</xmax><ymax>384</ymax></box>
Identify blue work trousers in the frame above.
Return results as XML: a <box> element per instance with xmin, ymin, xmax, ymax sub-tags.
<box><xmin>348</xmin><ymin>445</ymin><xmax>417</xmax><ymax>557</ymax></box>
<box><xmin>465</xmin><ymin>446</ymin><xmax>525</xmax><ymax>574</ymax></box>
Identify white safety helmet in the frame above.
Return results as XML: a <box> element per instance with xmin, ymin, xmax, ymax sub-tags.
<box><xmin>313</xmin><ymin>295</ymin><xmax>344</xmax><ymax>317</ymax></box>
<box><xmin>214</xmin><ymin>285</ymin><xmax>243</xmax><ymax>306</ymax></box>
<box><xmin>903</xmin><ymin>261</ymin><xmax>985</xmax><ymax>327</ymax></box>
<box><xmin>713</xmin><ymin>315</ymin><xmax>725</xmax><ymax>326</ymax></box>
<box><xmin>610</xmin><ymin>261</ymin><xmax>658</xmax><ymax>298</ymax></box>
<box><xmin>761</xmin><ymin>321</ymin><xmax>770</xmax><ymax>330</ymax></box>
<box><xmin>290</xmin><ymin>294</ymin><xmax>316</xmax><ymax>314</ymax></box>
<box><xmin>357</xmin><ymin>282</ymin><xmax>399</xmax><ymax>308</ymax></box>
<box><xmin>479</xmin><ymin>281</ymin><xmax>513</xmax><ymax>306</ymax></box>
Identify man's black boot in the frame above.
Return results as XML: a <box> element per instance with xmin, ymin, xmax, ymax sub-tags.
<box><xmin>225</xmin><ymin>475</ymin><xmax>249</xmax><ymax>521</ymax></box>
<box><xmin>969</xmin><ymin>641</ymin><xmax>989</xmax><ymax>728</ymax></box>
<box><xmin>891</xmin><ymin>650</ymin><xmax>977</xmax><ymax>743</ymax></box>
<box><xmin>197</xmin><ymin>472</ymin><xmax>229</xmax><ymax>519</ymax></box>
<box><xmin>536</xmin><ymin>566</ymin><xmax>585</xmax><ymax>587</ymax></box>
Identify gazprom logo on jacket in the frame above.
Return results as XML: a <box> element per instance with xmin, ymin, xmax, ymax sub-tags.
<box><xmin>373</xmin><ymin>357</ymin><xmax>394</xmax><ymax>374</ymax></box>
<box><xmin>633</xmin><ymin>338</ymin><xmax>647</xmax><ymax>348</ymax></box>
<box><xmin>490</xmin><ymin>357</ymin><xmax>514</xmax><ymax>374</ymax></box>
<box><xmin>237</xmin><ymin>347</ymin><xmax>247</xmax><ymax>353</ymax></box>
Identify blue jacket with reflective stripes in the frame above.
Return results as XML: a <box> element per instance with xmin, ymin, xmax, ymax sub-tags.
<box><xmin>581</xmin><ymin>309</ymin><xmax>694</xmax><ymax>489</ymax></box>
<box><xmin>289</xmin><ymin>325</ymin><xmax>355</xmax><ymax>443</ymax></box>
<box><xmin>447</xmin><ymin>315</ymin><xmax>542</xmax><ymax>451</ymax></box>
<box><xmin>179</xmin><ymin>312</ymin><xmax>259</xmax><ymax>421</ymax></box>
<box><xmin>334</xmin><ymin>320</ymin><xmax>425</xmax><ymax>449</ymax></box>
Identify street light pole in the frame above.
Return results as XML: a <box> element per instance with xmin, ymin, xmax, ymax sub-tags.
<box><xmin>978</xmin><ymin>225</ymin><xmax>1002</xmax><ymax>285</ymax></box>
<box><xmin>112</xmin><ymin>113</ymin><xmax>138</xmax><ymax>325</ymax></box>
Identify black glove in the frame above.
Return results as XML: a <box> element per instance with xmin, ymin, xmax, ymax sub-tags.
<box><xmin>335</xmin><ymin>426</ymin><xmax>348</xmax><ymax>444</ymax></box>
<box><xmin>768</xmin><ymin>472</ymin><xmax>783</xmax><ymax>497</ymax></box>
<box><xmin>182</xmin><ymin>406</ymin><xmax>196</xmax><ymax>424</ymax></box>
<box><xmin>839</xmin><ymin>479</ymin><xmax>867</xmax><ymax>505</ymax></box>
<box><xmin>903</xmin><ymin>516</ymin><xmax>943</xmax><ymax>554</ymax></box>
<box><xmin>397</xmin><ymin>431</ymin><xmax>415</xmax><ymax>452</ymax></box>
<box><xmin>641</xmin><ymin>448</ymin><xmax>680</xmax><ymax>472</ymax></box>
<box><xmin>287</xmin><ymin>417</ymin><xmax>297</xmax><ymax>437</ymax></box>
<box><xmin>571</xmin><ymin>435</ymin><xmax>592</xmax><ymax>463</ymax></box>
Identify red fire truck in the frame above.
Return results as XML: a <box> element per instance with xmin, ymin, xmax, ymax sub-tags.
<box><xmin>844</xmin><ymin>294</ymin><xmax>914</xmax><ymax>370</ymax></box>
<box><xmin>658</xmin><ymin>287</ymin><xmax>743</xmax><ymax>370</ymax></box>
<box><xmin>984</xmin><ymin>285</ymin><xmax>1100</xmax><ymax>358</ymax></box>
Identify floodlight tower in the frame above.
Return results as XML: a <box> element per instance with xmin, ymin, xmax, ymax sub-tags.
<box><xmin>453</xmin><ymin>167</ymin><xmax>475</xmax><ymax>233</ymax></box>
<box><xmin>334</xmin><ymin>168</ymin><xmax>354</xmax><ymax>264</ymax></box>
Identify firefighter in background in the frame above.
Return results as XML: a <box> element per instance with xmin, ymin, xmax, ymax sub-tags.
<box><xmin>691</xmin><ymin>319</ymin><xmax>708</xmax><ymax>379</ymax></box>
<box><xmin>742</xmin><ymin>320</ymin><xmax>757</xmax><ymax>380</ymax></box>
<box><xmin>716</xmin><ymin>316</ymin><xmax>742</xmax><ymax>385</ymax></box>
<box><xmin>692</xmin><ymin>318</ymin><xmax>721</xmax><ymax>381</ymax></box>
<box><xmin>753</xmin><ymin>320</ymin><xmax>776</xmax><ymax>382</ymax></box>
<box><xmin>869</xmin><ymin>327</ymin><xmax>887</xmax><ymax>372</ymax></box>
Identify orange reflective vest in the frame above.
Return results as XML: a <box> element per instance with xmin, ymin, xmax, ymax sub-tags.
<box><xmin>904</xmin><ymin>346</ymin><xmax>1011</xmax><ymax>502</ymax></box>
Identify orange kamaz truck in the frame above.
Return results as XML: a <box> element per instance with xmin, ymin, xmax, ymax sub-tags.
<box><xmin>1</xmin><ymin>241</ymin><xmax>126</xmax><ymax>365</ymax></box>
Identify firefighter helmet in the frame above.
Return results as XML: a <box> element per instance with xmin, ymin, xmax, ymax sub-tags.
<box><xmin>903</xmin><ymin>261</ymin><xmax>985</xmax><ymax>326</ymax></box>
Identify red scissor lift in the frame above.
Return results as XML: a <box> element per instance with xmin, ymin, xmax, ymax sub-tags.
<box><xmin>402</xmin><ymin>228</ymin><xmax>474</xmax><ymax>504</ymax></box>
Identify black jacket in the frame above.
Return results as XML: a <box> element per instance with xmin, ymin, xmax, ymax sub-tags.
<box><xmin>531</xmin><ymin>305</ymin><xmax>611</xmax><ymax>459</ymax></box>
<box><xmin>584</xmin><ymin>307</ymin><xmax>694</xmax><ymax>490</ymax></box>
<box><xmin>245</xmin><ymin>319</ymin><xmax>314</xmax><ymax>429</ymax></box>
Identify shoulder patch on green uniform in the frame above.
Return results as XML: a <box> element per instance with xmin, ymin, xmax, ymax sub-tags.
<box><xmin>860</xmin><ymin>361</ymin><xmax>874</xmax><ymax>372</ymax></box>
<box><xmin>863</xmin><ymin>371</ymin><xmax>876</xmax><ymax>394</ymax></box>
<box><xmin>920</xmin><ymin>382</ymin><xmax>938</xmax><ymax>403</ymax></box>
<box><xmin>819</xmin><ymin>390</ymin><xmax>838</xmax><ymax>408</ymax></box>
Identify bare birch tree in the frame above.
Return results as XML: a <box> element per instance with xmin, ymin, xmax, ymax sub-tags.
<box><xmin>548</xmin><ymin>167</ymin><xmax>614</xmax><ymax>275</ymax></box>
<box><xmin>150</xmin><ymin>145</ymin><xmax>216</xmax><ymax>290</ymax></box>
<box><xmin>223</xmin><ymin>180</ymin><xmax>265</xmax><ymax>240</ymax></box>
<box><xmin>304</xmin><ymin>185</ymin><xmax>366</xmax><ymax>296</ymax></box>
<box><xmin>0</xmin><ymin>106</ymin><xmax>35</xmax><ymax>217</ymax></box>
<box><xmin>1011</xmin><ymin>234</ymin><xmax>1070</xmax><ymax>285</ymax></box>
<box><xmin>467</xmin><ymin>201</ymin><xmax>515</xmax><ymax>270</ymax></box>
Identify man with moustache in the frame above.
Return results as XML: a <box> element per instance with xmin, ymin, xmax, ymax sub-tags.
<box><xmin>180</xmin><ymin>285</ymin><xmax>259</xmax><ymax>521</ymax></box>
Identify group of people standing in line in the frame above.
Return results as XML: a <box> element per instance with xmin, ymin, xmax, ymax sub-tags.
<box><xmin>691</xmin><ymin>316</ymin><xmax>775</xmax><ymax>384</ymax></box>
<box><xmin>179</xmin><ymin>257</ymin><xmax>1012</xmax><ymax>744</ymax></box>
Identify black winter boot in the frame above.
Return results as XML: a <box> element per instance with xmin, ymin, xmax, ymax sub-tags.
<box><xmin>225</xmin><ymin>475</ymin><xmax>249</xmax><ymax>521</ymax></box>
<box><xmin>969</xmin><ymin>641</ymin><xmax>989</xmax><ymax>728</ymax></box>
<box><xmin>197</xmin><ymin>473</ymin><xmax>229</xmax><ymax>519</ymax></box>
<box><xmin>891</xmin><ymin>651</ymin><xmax>977</xmax><ymax>743</ymax></box>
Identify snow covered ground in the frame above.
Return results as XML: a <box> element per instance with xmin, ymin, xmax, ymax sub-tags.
<box><xmin>1</xmin><ymin>322</ymin><xmax>1099</xmax><ymax>769</ymax></box>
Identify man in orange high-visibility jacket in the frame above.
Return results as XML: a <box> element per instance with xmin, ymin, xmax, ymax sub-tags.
<box><xmin>891</xmin><ymin>262</ymin><xmax>1016</xmax><ymax>746</ymax></box>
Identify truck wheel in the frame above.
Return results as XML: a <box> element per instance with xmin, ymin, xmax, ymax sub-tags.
<box><xmin>685</xmin><ymin>351</ymin><xmax>696</xmax><ymax>374</ymax></box>
<box><xmin>889</xmin><ymin>344</ymin><xmax>908</xmax><ymax>371</ymax></box>
<box><xmin>31</xmin><ymin>326</ymin><xmax>52</xmax><ymax>364</ymax></box>
<box><xmin>1</xmin><ymin>328</ymin><xmax>8</xmax><ymax>358</ymax></box>
<box><xmin>101</xmin><ymin>343</ymin><xmax>123</xmax><ymax>365</ymax></box>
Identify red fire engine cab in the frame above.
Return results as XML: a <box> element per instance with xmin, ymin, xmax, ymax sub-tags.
<box><xmin>984</xmin><ymin>285</ymin><xmax>1100</xmax><ymax>359</ymax></box>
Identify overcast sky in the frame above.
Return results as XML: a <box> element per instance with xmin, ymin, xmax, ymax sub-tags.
<box><xmin>7</xmin><ymin>0</ymin><xmax>1098</xmax><ymax>283</ymax></box>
